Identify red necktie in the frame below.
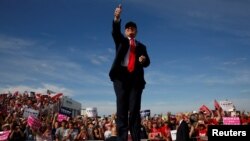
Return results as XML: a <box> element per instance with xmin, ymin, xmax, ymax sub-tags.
<box><xmin>128</xmin><ymin>38</ymin><xmax>136</xmax><ymax>72</ymax></box>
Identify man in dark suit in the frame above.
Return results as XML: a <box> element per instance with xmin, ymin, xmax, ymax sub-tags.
<box><xmin>176</xmin><ymin>113</ymin><xmax>190</xmax><ymax>141</ymax></box>
<box><xmin>109</xmin><ymin>4</ymin><xmax>150</xmax><ymax>141</ymax></box>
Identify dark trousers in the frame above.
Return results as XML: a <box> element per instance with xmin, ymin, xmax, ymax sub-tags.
<box><xmin>113</xmin><ymin>68</ymin><xmax>143</xmax><ymax>141</ymax></box>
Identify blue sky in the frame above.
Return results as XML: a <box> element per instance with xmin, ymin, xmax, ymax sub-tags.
<box><xmin>0</xmin><ymin>0</ymin><xmax>250</xmax><ymax>116</ymax></box>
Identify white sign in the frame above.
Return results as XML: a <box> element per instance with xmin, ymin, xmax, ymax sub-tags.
<box><xmin>23</xmin><ymin>108</ymin><xmax>39</xmax><ymax>118</ymax></box>
<box><xmin>86</xmin><ymin>107</ymin><xmax>97</xmax><ymax>117</ymax></box>
<box><xmin>219</xmin><ymin>100</ymin><xmax>234</xmax><ymax>111</ymax></box>
<box><xmin>170</xmin><ymin>130</ymin><xmax>177</xmax><ymax>141</ymax></box>
<box><xmin>140</xmin><ymin>109</ymin><xmax>150</xmax><ymax>117</ymax></box>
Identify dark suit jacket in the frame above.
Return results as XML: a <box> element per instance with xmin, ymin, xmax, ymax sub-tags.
<box><xmin>176</xmin><ymin>120</ymin><xmax>190</xmax><ymax>141</ymax></box>
<box><xmin>109</xmin><ymin>20</ymin><xmax>150</xmax><ymax>89</ymax></box>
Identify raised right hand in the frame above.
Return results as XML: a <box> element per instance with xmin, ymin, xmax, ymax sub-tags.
<box><xmin>114</xmin><ymin>4</ymin><xmax>122</xmax><ymax>22</ymax></box>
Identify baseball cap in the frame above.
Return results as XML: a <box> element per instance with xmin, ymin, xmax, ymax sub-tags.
<box><xmin>125</xmin><ymin>21</ymin><xmax>137</xmax><ymax>29</ymax></box>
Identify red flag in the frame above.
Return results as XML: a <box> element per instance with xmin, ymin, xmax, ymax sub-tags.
<box><xmin>214</xmin><ymin>99</ymin><xmax>224</xmax><ymax>116</ymax></box>
<box><xmin>50</xmin><ymin>93</ymin><xmax>63</xmax><ymax>101</ymax></box>
<box><xmin>199</xmin><ymin>105</ymin><xmax>211</xmax><ymax>115</ymax></box>
<box><xmin>214</xmin><ymin>99</ymin><xmax>222</xmax><ymax>110</ymax></box>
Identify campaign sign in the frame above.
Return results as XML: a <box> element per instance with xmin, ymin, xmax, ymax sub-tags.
<box><xmin>0</xmin><ymin>130</ymin><xmax>11</xmax><ymax>141</ymax></box>
<box><xmin>140</xmin><ymin>109</ymin><xmax>150</xmax><ymax>117</ymax></box>
<box><xmin>170</xmin><ymin>130</ymin><xmax>177</xmax><ymax>141</ymax></box>
<box><xmin>86</xmin><ymin>107</ymin><xmax>97</xmax><ymax>117</ymax></box>
<box><xmin>59</xmin><ymin>106</ymin><xmax>72</xmax><ymax>117</ymax></box>
<box><xmin>223</xmin><ymin>117</ymin><xmax>241</xmax><ymax>125</ymax></box>
<box><xmin>208</xmin><ymin>125</ymin><xmax>250</xmax><ymax>141</ymax></box>
<box><xmin>219</xmin><ymin>100</ymin><xmax>234</xmax><ymax>111</ymax></box>
<box><xmin>27</xmin><ymin>115</ymin><xmax>41</xmax><ymax>131</ymax></box>
<box><xmin>57</xmin><ymin>113</ymin><xmax>69</xmax><ymax>122</ymax></box>
<box><xmin>23</xmin><ymin>108</ymin><xmax>39</xmax><ymax>118</ymax></box>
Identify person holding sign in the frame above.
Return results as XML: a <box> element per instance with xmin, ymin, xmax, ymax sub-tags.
<box><xmin>109</xmin><ymin>4</ymin><xmax>150</xmax><ymax>141</ymax></box>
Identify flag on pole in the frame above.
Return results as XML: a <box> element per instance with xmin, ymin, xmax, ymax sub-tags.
<box><xmin>50</xmin><ymin>93</ymin><xmax>63</xmax><ymax>102</ymax></box>
<box><xmin>214</xmin><ymin>99</ymin><xmax>222</xmax><ymax>111</ymax></box>
<box><xmin>199</xmin><ymin>105</ymin><xmax>211</xmax><ymax>115</ymax></box>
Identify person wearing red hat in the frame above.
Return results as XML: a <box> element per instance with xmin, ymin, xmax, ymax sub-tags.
<box><xmin>109</xmin><ymin>4</ymin><xmax>150</xmax><ymax>141</ymax></box>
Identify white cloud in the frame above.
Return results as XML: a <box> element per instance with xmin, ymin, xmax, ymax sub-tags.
<box><xmin>0</xmin><ymin>35</ymin><xmax>36</xmax><ymax>50</ymax></box>
<box><xmin>85</xmin><ymin>51</ymin><xmax>112</xmax><ymax>66</ymax></box>
<box><xmin>145</xmin><ymin>70</ymin><xmax>177</xmax><ymax>85</ymax></box>
<box><xmin>223</xmin><ymin>58</ymin><xmax>247</xmax><ymax>65</ymax></box>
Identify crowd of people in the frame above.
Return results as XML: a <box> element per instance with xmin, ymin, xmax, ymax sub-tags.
<box><xmin>0</xmin><ymin>91</ymin><xmax>249</xmax><ymax>141</ymax></box>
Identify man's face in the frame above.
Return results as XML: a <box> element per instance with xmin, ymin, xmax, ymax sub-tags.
<box><xmin>69</xmin><ymin>123</ymin><xmax>74</xmax><ymax>129</ymax></box>
<box><xmin>125</xmin><ymin>27</ymin><xmax>137</xmax><ymax>38</ymax></box>
<box><xmin>61</xmin><ymin>121</ymin><xmax>66</xmax><ymax>127</ymax></box>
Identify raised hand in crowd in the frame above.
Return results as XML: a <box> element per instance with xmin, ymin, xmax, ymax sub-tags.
<box><xmin>114</xmin><ymin>4</ymin><xmax>122</xmax><ymax>22</ymax></box>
